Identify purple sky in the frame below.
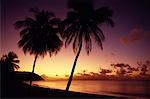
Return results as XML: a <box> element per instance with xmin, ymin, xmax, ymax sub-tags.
<box><xmin>1</xmin><ymin>0</ymin><xmax>150</xmax><ymax>76</ymax></box>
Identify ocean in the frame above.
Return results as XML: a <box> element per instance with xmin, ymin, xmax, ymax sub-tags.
<box><xmin>32</xmin><ymin>80</ymin><xmax>150</xmax><ymax>98</ymax></box>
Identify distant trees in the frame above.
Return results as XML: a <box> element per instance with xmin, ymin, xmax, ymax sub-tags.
<box><xmin>14</xmin><ymin>8</ymin><xmax>63</xmax><ymax>86</ymax></box>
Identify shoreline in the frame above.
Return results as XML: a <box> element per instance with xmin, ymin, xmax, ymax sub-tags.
<box><xmin>3</xmin><ymin>81</ymin><xmax>150</xmax><ymax>98</ymax></box>
<box><xmin>2</xmin><ymin>82</ymin><xmax>121</xmax><ymax>98</ymax></box>
<box><xmin>31</xmin><ymin>80</ymin><xmax>150</xmax><ymax>98</ymax></box>
<box><xmin>31</xmin><ymin>84</ymin><xmax>150</xmax><ymax>98</ymax></box>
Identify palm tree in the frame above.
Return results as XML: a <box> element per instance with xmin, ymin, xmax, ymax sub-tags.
<box><xmin>14</xmin><ymin>8</ymin><xmax>63</xmax><ymax>86</ymax></box>
<box><xmin>61</xmin><ymin>0</ymin><xmax>114</xmax><ymax>92</ymax></box>
<box><xmin>1</xmin><ymin>51</ymin><xmax>20</xmax><ymax>97</ymax></box>
<box><xmin>1</xmin><ymin>51</ymin><xmax>20</xmax><ymax>73</ymax></box>
<box><xmin>1</xmin><ymin>51</ymin><xmax>20</xmax><ymax>86</ymax></box>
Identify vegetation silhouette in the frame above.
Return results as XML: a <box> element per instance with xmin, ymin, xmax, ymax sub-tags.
<box><xmin>14</xmin><ymin>7</ymin><xmax>63</xmax><ymax>86</ymax></box>
<box><xmin>14</xmin><ymin>71</ymin><xmax>43</xmax><ymax>81</ymax></box>
<box><xmin>1</xmin><ymin>51</ymin><xmax>20</xmax><ymax>97</ymax></box>
<box><xmin>1</xmin><ymin>52</ymin><xmax>117</xmax><ymax>98</ymax></box>
<box><xmin>60</xmin><ymin>0</ymin><xmax>114</xmax><ymax>92</ymax></box>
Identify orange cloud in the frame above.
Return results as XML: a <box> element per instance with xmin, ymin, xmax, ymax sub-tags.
<box><xmin>110</xmin><ymin>52</ymin><xmax>115</xmax><ymax>56</ymax></box>
<box><xmin>120</xmin><ymin>27</ymin><xmax>144</xmax><ymax>45</ymax></box>
<box><xmin>144</xmin><ymin>32</ymin><xmax>150</xmax><ymax>38</ymax></box>
<box><xmin>120</xmin><ymin>36</ymin><xmax>128</xmax><ymax>45</ymax></box>
<box><xmin>129</xmin><ymin>28</ymin><xmax>141</xmax><ymax>42</ymax></box>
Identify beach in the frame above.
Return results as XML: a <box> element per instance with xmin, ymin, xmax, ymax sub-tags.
<box><xmin>32</xmin><ymin>80</ymin><xmax>150</xmax><ymax>98</ymax></box>
<box><xmin>2</xmin><ymin>82</ymin><xmax>120</xmax><ymax>98</ymax></box>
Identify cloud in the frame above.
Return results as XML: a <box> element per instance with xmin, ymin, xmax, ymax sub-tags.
<box><xmin>111</xmin><ymin>63</ymin><xmax>139</xmax><ymax>76</ymax></box>
<box><xmin>110</xmin><ymin>52</ymin><xmax>115</xmax><ymax>56</ymax></box>
<box><xmin>99</xmin><ymin>69</ymin><xmax>112</xmax><ymax>75</ymax></box>
<box><xmin>120</xmin><ymin>36</ymin><xmax>128</xmax><ymax>45</ymax></box>
<box><xmin>120</xmin><ymin>27</ymin><xmax>144</xmax><ymax>45</ymax></box>
<box><xmin>144</xmin><ymin>32</ymin><xmax>150</xmax><ymax>38</ymax></box>
<box><xmin>129</xmin><ymin>28</ymin><xmax>141</xmax><ymax>42</ymax></box>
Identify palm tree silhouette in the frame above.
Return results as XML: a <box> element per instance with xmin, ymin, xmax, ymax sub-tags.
<box><xmin>1</xmin><ymin>51</ymin><xmax>20</xmax><ymax>97</ymax></box>
<box><xmin>14</xmin><ymin>8</ymin><xmax>63</xmax><ymax>86</ymax></box>
<box><xmin>61</xmin><ymin>0</ymin><xmax>114</xmax><ymax>92</ymax></box>
<box><xmin>1</xmin><ymin>51</ymin><xmax>20</xmax><ymax>73</ymax></box>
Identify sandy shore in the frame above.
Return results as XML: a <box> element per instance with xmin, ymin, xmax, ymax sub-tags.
<box><xmin>2</xmin><ymin>82</ymin><xmax>121</xmax><ymax>98</ymax></box>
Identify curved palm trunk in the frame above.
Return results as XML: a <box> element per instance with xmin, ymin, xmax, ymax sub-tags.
<box><xmin>29</xmin><ymin>54</ymin><xmax>38</xmax><ymax>86</ymax></box>
<box><xmin>66</xmin><ymin>43</ymin><xmax>82</xmax><ymax>93</ymax></box>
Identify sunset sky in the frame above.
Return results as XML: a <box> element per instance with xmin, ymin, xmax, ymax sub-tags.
<box><xmin>1</xmin><ymin>0</ymin><xmax>150</xmax><ymax>77</ymax></box>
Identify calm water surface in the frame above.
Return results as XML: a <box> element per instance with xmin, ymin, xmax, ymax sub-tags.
<box><xmin>32</xmin><ymin>80</ymin><xmax>150</xmax><ymax>98</ymax></box>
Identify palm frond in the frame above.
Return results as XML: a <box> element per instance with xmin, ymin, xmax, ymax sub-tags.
<box><xmin>83</xmin><ymin>26</ymin><xmax>92</xmax><ymax>55</ymax></box>
<box><xmin>14</xmin><ymin>17</ymin><xmax>35</xmax><ymax>29</ymax></box>
<box><xmin>49</xmin><ymin>18</ymin><xmax>61</xmax><ymax>25</ymax></box>
<box><xmin>1</xmin><ymin>52</ymin><xmax>20</xmax><ymax>71</ymax></box>
<box><xmin>15</xmin><ymin>8</ymin><xmax>63</xmax><ymax>57</ymax></box>
<box><xmin>96</xmin><ymin>7</ymin><xmax>114</xmax><ymax>27</ymax></box>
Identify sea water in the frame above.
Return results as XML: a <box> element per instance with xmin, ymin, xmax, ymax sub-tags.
<box><xmin>32</xmin><ymin>80</ymin><xmax>150</xmax><ymax>98</ymax></box>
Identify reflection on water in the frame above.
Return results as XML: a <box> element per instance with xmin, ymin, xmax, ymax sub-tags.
<box><xmin>32</xmin><ymin>80</ymin><xmax>150</xmax><ymax>98</ymax></box>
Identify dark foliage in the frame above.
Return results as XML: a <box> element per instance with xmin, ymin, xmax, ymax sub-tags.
<box><xmin>14</xmin><ymin>8</ymin><xmax>63</xmax><ymax>57</ymax></box>
<box><xmin>14</xmin><ymin>71</ymin><xmax>43</xmax><ymax>81</ymax></box>
<box><xmin>14</xmin><ymin>7</ymin><xmax>63</xmax><ymax>86</ymax></box>
<box><xmin>1</xmin><ymin>52</ymin><xmax>20</xmax><ymax>97</ymax></box>
<box><xmin>60</xmin><ymin>0</ymin><xmax>114</xmax><ymax>92</ymax></box>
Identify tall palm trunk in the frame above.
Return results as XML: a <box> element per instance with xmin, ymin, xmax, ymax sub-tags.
<box><xmin>66</xmin><ymin>43</ymin><xmax>82</xmax><ymax>92</ymax></box>
<box><xmin>29</xmin><ymin>54</ymin><xmax>38</xmax><ymax>86</ymax></box>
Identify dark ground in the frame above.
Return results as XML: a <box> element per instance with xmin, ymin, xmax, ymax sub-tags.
<box><xmin>1</xmin><ymin>82</ymin><xmax>121</xmax><ymax>98</ymax></box>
